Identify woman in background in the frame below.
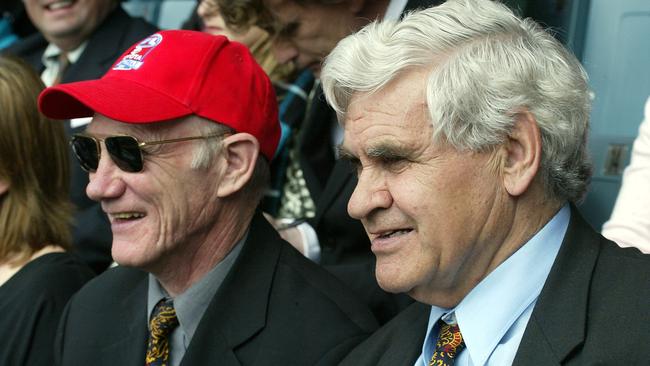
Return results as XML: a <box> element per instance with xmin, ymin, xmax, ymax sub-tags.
<box><xmin>191</xmin><ymin>0</ymin><xmax>293</xmax><ymax>82</ymax></box>
<box><xmin>188</xmin><ymin>0</ymin><xmax>316</xmax><ymax>217</ymax></box>
<box><xmin>0</xmin><ymin>56</ymin><xmax>94</xmax><ymax>366</ymax></box>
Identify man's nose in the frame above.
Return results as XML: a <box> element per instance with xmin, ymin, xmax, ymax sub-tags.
<box><xmin>86</xmin><ymin>148</ymin><xmax>126</xmax><ymax>202</ymax></box>
<box><xmin>347</xmin><ymin>169</ymin><xmax>393</xmax><ymax>220</ymax></box>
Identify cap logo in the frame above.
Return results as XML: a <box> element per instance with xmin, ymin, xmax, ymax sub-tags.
<box><xmin>113</xmin><ymin>34</ymin><xmax>163</xmax><ymax>71</ymax></box>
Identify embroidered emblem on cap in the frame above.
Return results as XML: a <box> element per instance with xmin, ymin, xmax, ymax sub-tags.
<box><xmin>113</xmin><ymin>34</ymin><xmax>163</xmax><ymax>71</ymax></box>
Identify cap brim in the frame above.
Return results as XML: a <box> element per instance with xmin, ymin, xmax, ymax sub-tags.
<box><xmin>39</xmin><ymin>76</ymin><xmax>193</xmax><ymax>123</ymax></box>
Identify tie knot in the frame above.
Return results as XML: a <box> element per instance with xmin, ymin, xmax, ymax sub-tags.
<box><xmin>51</xmin><ymin>52</ymin><xmax>70</xmax><ymax>85</ymax></box>
<box><xmin>429</xmin><ymin>319</ymin><xmax>466</xmax><ymax>366</ymax></box>
<box><xmin>149</xmin><ymin>298</ymin><xmax>179</xmax><ymax>338</ymax></box>
<box><xmin>57</xmin><ymin>52</ymin><xmax>69</xmax><ymax>66</ymax></box>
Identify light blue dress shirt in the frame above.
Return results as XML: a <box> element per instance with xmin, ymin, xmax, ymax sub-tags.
<box><xmin>415</xmin><ymin>204</ymin><xmax>570</xmax><ymax>366</ymax></box>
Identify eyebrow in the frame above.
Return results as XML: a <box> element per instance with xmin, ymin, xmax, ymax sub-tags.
<box><xmin>337</xmin><ymin>145</ymin><xmax>357</xmax><ymax>162</ymax></box>
<box><xmin>366</xmin><ymin>143</ymin><xmax>411</xmax><ymax>160</ymax></box>
<box><xmin>337</xmin><ymin>142</ymin><xmax>412</xmax><ymax>163</ymax></box>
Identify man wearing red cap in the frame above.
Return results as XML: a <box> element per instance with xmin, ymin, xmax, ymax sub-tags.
<box><xmin>40</xmin><ymin>30</ymin><xmax>376</xmax><ymax>365</ymax></box>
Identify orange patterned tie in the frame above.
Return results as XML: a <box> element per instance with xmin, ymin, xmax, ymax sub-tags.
<box><xmin>145</xmin><ymin>298</ymin><xmax>179</xmax><ymax>366</ymax></box>
<box><xmin>429</xmin><ymin>319</ymin><xmax>466</xmax><ymax>366</ymax></box>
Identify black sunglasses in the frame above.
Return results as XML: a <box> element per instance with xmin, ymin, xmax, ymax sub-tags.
<box><xmin>70</xmin><ymin>132</ymin><xmax>230</xmax><ymax>173</ymax></box>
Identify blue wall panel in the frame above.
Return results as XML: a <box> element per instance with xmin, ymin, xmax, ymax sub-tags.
<box><xmin>578</xmin><ymin>0</ymin><xmax>650</xmax><ymax>229</ymax></box>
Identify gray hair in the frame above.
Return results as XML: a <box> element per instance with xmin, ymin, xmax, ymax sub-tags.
<box><xmin>321</xmin><ymin>0</ymin><xmax>592</xmax><ymax>202</ymax></box>
<box><xmin>192</xmin><ymin>117</ymin><xmax>270</xmax><ymax>204</ymax></box>
<box><xmin>192</xmin><ymin>119</ymin><xmax>233</xmax><ymax>170</ymax></box>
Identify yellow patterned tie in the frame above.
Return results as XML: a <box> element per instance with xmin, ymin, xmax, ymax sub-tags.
<box><xmin>429</xmin><ymin>319</ymin><xmax>466</xmax><ymax>366</ymax></box>
<box><xmin>146</xmin><ymin>298</ymin><xmax>179</xmax><ymax>366</ymax></box>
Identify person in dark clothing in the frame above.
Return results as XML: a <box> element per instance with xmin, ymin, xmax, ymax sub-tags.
<box><xmin>217</xmin><ymin>0</ymin><xmax>444</xmax><ymax>324</ymax></box>
<box><xmin>4</xmin><ymin>0</ymin><xmax>158</xmax><ymax>273</ymax></box>
<box><xmin>320</xmin><ymin>1</ymin><xmax>650</xmax><ymax>364</ymax></box>
<box><xmin>0</xmin><ymin>55</ymin><xmax>94</xmax><ymax>366</ymax></box>
<box><xmin>39</xmin><ymin>30</ymin><xmax>377</xmax><ymax>366</ymax></box>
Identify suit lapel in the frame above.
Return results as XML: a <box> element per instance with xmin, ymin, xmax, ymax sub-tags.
<box><xmin>181</xmin><ymin>213</ymin><xmax>280</xmax><ymax>365</ymax></box>
<box><xmin>101</xmin><ymin>271</ymin><xmax>149</xmax><ymax>366</ymax></box>
<box><xmin>379</xmin><ymin>303</ymin><xmax>430</xmax><ymax>366</ymax></box>
<box><xmin>313</xmin><ymin>159</ymin><xmax>354</xmax><ymax>225</ymax></box>
<box><xmin>341</xmin><ymin>302</ymin><xmax>429</xmax><ymax>366</ymax></box>
<box><xmin>299</xmin><ymin>85</ymin><xmax>336</xmax><ymax>201</ymax></box>
<box><xmin>4</xmin><ymin>33</ymin><xmax>48</xmax><ymax>72</ymax></box>
<box><xmin>513</xmin><ymin>207</ymin><xmax>600</xmax><ymax>365</ymax></box>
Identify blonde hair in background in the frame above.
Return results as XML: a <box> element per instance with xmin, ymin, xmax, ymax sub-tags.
<box><xmin>0</xmin><ymin>56</ymin><xmax>73</xmax><ymax>265</ymax></box>
<box><xmin>248</xmin><ymin>31</ymin><xmax>294</xmax><ymax>83</ymax></box>
<box><xmin>215</xmin><ymin>0</ymin><xmax>294</xmax><ymax>82</ymax></box>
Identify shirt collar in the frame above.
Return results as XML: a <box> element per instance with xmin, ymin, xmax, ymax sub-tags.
<box><xmin>147</xmin><ymin>231</ymin><xmax>248</xmax><ymax>341</ymax></box>
<box><xmin>42</xmin><ymin>41</ymin><xmax>88</xmax><ymax>66</ymax></box>
<box><xmin>421</xmin><ymin>204</ymin><xmax>570</xmax><ymax>364</ymax></box>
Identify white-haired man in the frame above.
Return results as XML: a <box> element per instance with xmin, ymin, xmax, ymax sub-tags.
<box><xmin>321</xmin><ymin>0</ymin><xmax>650</xmax><ymax>364</ymax></box>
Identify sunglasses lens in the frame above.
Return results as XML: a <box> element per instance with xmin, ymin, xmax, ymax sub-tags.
<box><xmin>105</xmin><ymin>136</ymin><xmax>143</xmax><ymax>172</ymax></box>
<box><xmin>71</xmin><ymin>135</ymin><xmax>99</xmax><ymax>172</ymax></box>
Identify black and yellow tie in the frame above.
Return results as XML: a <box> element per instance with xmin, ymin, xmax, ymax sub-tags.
<box><xmin>429</xmin><ymin>319</ymin><xmax>466</xmax><ymax>366</ymax></box>
<box><xmin>145</xmin><ymin>298</ymin><xmax>179</xmax><ymax>366</ymax></box>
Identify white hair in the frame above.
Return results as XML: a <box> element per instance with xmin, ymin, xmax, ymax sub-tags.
<box><xmin>191</xmin><ymin>118</ymin><xmax>232</xmax><ymax>170</ymax></box>
<box><xmin>321</xmin><ymin>0</ymin><xmax>592</xmax><ymax>202</ymax></box>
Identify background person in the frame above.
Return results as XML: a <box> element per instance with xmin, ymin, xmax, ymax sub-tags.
<box><xmin>320</xmin><ymin>0</ymin><xmax>650</xmax><ymax>364</ymax></box>
<box><xmin>39</xmin><ymin>30</ymin><xmax>377</xmax><ymax>366</ymax></box>
<box><xmin>190</xmin><ymin>0</ymin><xmax>315</xmax><ymax>226</ymax></box>
<box><xmin>0</xmin><ymin>55</ymin><xmax>94</xmax><ymax>366</ymax></box>
<box><xmin>4</xmin><ymin>0</ymin><xmax>159</xmax><ymax>274</ymax></box>
<box><xmin>218</xmin><ymin>0</ymin><xmax>445</xmax><ymax>325</ymax></box>
<box><xmin>602</xmin><ymin>96</ymin><xmax>650</xmax><ymax>253</ymax></box>
<box><xmin>0</xmin><ymin>0</ymin><xmax>37</xmax><ymax>49</ymax></box>
<box><xmin>195</xmin><ymin>0</ymin><xmax>293</xmax><ymax>82</ymax></box>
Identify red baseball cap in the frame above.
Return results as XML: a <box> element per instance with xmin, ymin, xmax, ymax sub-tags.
<box><xmin>38</xmin><ymin>30</ymin><xmax>280</xmax><ymax>160</ymax></box>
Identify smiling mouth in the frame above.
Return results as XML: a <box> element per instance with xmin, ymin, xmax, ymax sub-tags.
<box><xmin>110</xmin><ymin>212</ymin><xmax>146</xmax><ymax>221</ymax></box>
<box><xmin>46</xmin><ymin>0</ymin><xmax>75</xmax><ymax>11</ymax></box>
<box><xmin>376</xmin><ymin>229</ymin><xmax>413</xmax><ymax>239</ymax></box>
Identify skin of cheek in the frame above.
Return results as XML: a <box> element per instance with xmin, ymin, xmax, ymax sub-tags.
<box><xmin>391</xmin><ymin>153</ymin><xmax>496</xmax><ymax>299</ymax></box>
<box><xmin>111</xmin><ymin>149</ymin><xmax>206</xmax><ymax>267</ymax></box>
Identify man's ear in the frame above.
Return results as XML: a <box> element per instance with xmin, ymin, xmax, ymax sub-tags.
<box><xmin>216</xmin><ymin>133</ymin><xmax>259</xmax><ymax>198</ymax></box>
<box><xmin>501</xmin><ymin>110</ymin><xmax>542</xmax><ymax>197</ymax></box>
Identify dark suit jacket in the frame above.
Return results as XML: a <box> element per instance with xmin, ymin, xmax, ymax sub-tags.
<box><xmin>4</xmin><ymin>6</ymin><xmax>158</xmax><ymax>273</ymax></box>
<box><xmin>339</xmin><ymin>208</ymin><xmax>650</xmax><ymax>365</ymax></box>
<box><xmin>55</xmin><ymin>213</ymin><xmax>378</xmax><ymax>366</ymax></box>
<box><xmin>298</xmin><ymin>0</ymin><xmax>444</xmax><ymax>323</ymax></box>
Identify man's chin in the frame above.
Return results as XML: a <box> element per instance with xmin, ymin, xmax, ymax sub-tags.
<box><xmin>375</xmin><ymin>270</ymin><xmax>412</xmax><ymax>295</ymax></box>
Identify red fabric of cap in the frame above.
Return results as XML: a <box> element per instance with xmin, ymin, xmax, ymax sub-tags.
<box><xmin>38</xmin><ymin>30</ymin><xmax>280</xmax><ymax>160</ymax></box>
